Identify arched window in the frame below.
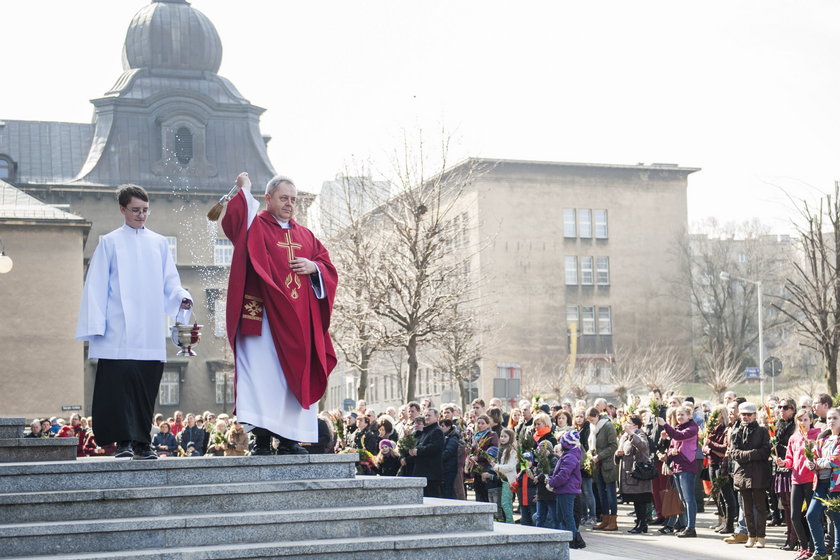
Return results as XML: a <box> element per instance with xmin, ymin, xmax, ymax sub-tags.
<box><xmin>0</xmin><ymin>157</ymin><xmax>13</xmax><ymax>180</ymax></box>
<box><xmin>174</xmin><ymin>127</ymin><xmax>193</xmax><ymax>165</ymax></box>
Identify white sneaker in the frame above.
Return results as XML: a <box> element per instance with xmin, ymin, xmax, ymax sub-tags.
<box><xmin>745</xmin><ymin>537</ymin><xmax>756</xmax><ymax>548</ymax></box>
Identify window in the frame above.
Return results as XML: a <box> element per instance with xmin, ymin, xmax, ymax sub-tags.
<box><xmin>214</xmin><ymin>298</ymin><xmax>227</xmax><ymax>337</ymax></box>
<box><xmin>581</xmin><ymin>306</ymin><xmax>596</xmax><ymax>334</ymax></box>
<box><xmin>565</xmin><ymin>256</ymin><xmax>578</xmax><ymax>285</ymax></box>
<box><xmin>0</xmin><ymin>157</ymin><xmax>11</xmax><ymax>180</ymax></box>
<box><xmin>580</xmin><ymin>256</ymin><xmax>594</xmax><ymax>285</ymax></box>
<box><xmin>174</xmin><ymin>127</ymin><xmax>193</xmax><ymax>165</ymax></box>
<box><xmin>166</xmin><ymin>236</ymin><xmax>177</xmax><ymax>263</ymax></box>
<box><xmin>594</xmin><ymin>209</ymin><xmax>608</xmax><ymax>239</ymax></box>
<box><xmin>579</xmin><ymin>209</ymin><xmax>592</xmax><ymax>238</ymax></box>
<box><xmin>598</xmin><ymin>306</ymin><xmax>612</xmax><ymax>334</ymax></box>
<box><xmin>215</xmin><ymin>371</ymin><xmax>234</xmax><ymax>405</ymax></box>
<box><xmin>460</xmin><ymin>212</ymin><xmax>470</xmax><ymax>248</ymax></box>
<box><xmin>563</xmin><ymin>209</ymin><xmax>576</xmax><ymax>238</ymax></box>
<box><xmin>738</xmin><ymin>252</ymin><xmax>747</xmax><ymax>263</ymax></box>
<box><xmin>496</xmin><ymin>363</ymin><xmax>522</xmax><ymax>378</ymax></box>
<box><xmin>214</xmin><ymin>239</ymin><xmax>233</xmax><ymax>266</ymax></box>
<box><xmin>596</xmin><ymin>256</ymin><xmax>610</xmax><ymax>286</ymax></box>
<box><xmin>159</xmin><ymin>371</ymin><xmax>180</xmax><ymax>405</ymax></box>
<box><xmin>566</xmin><ymin>305</ymin><xmax>579</xmax><ymax>329</ymax></box>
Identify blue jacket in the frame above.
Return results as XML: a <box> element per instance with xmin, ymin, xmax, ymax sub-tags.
<box><xmin>152</xmin><ymin>431</ymin><xmax>178</xmax><ymax>453</ymax></box>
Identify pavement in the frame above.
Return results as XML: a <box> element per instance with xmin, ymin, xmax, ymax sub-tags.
<box><xmin>570</xmin><ymin>501</ymin><xmax>802</xmax><ymax>560</ymax></box>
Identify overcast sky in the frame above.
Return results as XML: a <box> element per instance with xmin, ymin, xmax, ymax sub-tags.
<box><xmin>3</xmin><ymin>1</ymin><xmax>838</xmax><ymax>232</ymax></box>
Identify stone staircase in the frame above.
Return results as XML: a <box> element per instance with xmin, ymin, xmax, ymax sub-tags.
<box><xmin>0</xmin><ymin>454</ymin><xmax>571</xmax><ymax>559</ymax></box>
<box><xmin>0</xmin><ymin>418</ymin><xmax>76</xmax><ymax>462</ymax></box>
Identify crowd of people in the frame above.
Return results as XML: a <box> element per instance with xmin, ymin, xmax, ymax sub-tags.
<box><xmin>27</xmin><ymin>391</ymin><xmax>840</xmax><ymax>559</ymax></box>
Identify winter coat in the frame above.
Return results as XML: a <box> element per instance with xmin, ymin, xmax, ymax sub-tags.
<box><xmin>535</xmin><ymin>453</ymin><xmax>559</xmax><ymax>501</ymax></box>
<box><xmin>441</xmin><ymin>429</ymin><xmax>461</xmax><ymax>476</ymax></box>
<box><xmin>492</xmin><ymin>447</ymin><xmax>518</xmax><ymax>483</ymax></box>
<box><xmin>618</xmin><ymin>430</ymin><xmax>653</xmax><ymax>495</ymax></box>
<box><xmin>662</xmin><ymin>420</ymin><xmax>699</xmax><ymax>474</ymax></box>
<box><xmin>225</xmin><ymin>429</ymin><xmax>249</xmax><ymax>456</ymax></box>
<box><xmin>729</xmin><ymin>420</ymin><xmax>772</xmax><ymax>490</ymax></box>
<box><xmin>548</xmin><ymin>444</ymin><xmax>582</xmax><ymax>495</ymax></box>
<box><xmin>814</xmin><ymin>433</ymin><xmax>840</xmax><ymax>492</ymax></box>
<box><xmin>783</xmin><ymin>428</ymin><xmax>820</xmax><ymax>485</ymax></box>
<box><xmin>577</xmin><ymin>422</ymin><xmax>592</xmax><ymax>479</ymax></box>
<box><xmin>515</xmin><ymin>468</ymin><xmax>538</xmax><ymax>507</ymax></box>
<box><xmin>355</xmin><ymin>426</ymin><xmax>380</xmax><ymax>456</ymax></box>
<box><xmin>591</xmin><ymin>418</ymin><xmax>618</xmax><ymax>483</ymax></box>
<box><xmin>413</xmin><ymin>423</ymin><xmax>445</xmax><ymax>481</ymax></box>
<box><xmin>179</xmin><ymin>425</ymin><xmax>207</xmax><ymax>455</ymax></box>
<box><xmin>152</xmin><ymin>431</ymin><xmax>178</xmax><ymax>454</ymax></box>
<box><xmin>705</xmin><ymin>422</ymin><xmax>728</xmax><ymax>467</ymax></box>
<box><xmin>376</xmin><ymin>453</ymin><xmax>401</xmax><ymax>476</ymax></box>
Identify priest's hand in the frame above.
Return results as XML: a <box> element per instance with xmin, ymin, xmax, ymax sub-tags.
<box><xmin>180</xmin><ymin>298</ymin><xmax>193</xmax><ymax>310</ymax></box>
<box><xmin>291</xmin><ymin>257</ymin><xmax>316</xmax><ymax>275</ymax></box>
<box><xmin>236</xmin><ymin>172</ymin><xmax>251</xmax><ymax>192</ymax></box>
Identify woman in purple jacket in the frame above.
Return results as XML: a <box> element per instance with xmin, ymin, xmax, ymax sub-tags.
<box><xmin>548</xmin><ymin>430</ymin><xmax>583</xmax><ymax>537</ymax></box>
<box><xmin>656</xmin><ymin>404</ymin><xmax>699</xmax><ymax>538</ymax></box>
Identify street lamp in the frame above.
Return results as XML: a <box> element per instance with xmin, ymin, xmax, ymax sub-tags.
<box><xmin>719</xmin><ymin>270</ymin><xmax>765</xmax><ymax>405</ymax></box>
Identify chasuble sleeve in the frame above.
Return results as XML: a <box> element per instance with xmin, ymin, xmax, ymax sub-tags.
<box><xmin>76</xmin><ymin>238</ymin><xmax>112</xmax><ymax>340</ymax></box>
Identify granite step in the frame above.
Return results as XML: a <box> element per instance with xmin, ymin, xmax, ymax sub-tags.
<box><xmin>0</xmin><ymin>523</ymin><xmax>571</xmax><ymax>560</ymax></box>
<box><xmin>0</xmin><ymin>436</ymin><xmax>77</xmax><ymax>463</ymax></box>
<box><xmin>0</xmin><ymin>476</ymin><xmax>427</xmax><ymax>523</ymax></box>
<box><xmin>0</xmin><ymin>419</ymin><xmax>24</xmax><ymax>439</ymax></box>
<box><xmin>0</xmin><ymin>499</ymin><xmax>496</xmax><ymax>557</ymax></box>
<box><xmin>0</xmin><ymin>454</ymin><xmax>357</xmax><ymax>493</ymax></box>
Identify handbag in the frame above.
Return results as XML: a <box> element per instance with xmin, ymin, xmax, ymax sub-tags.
<box><xmin>659</xmin><ymin>485</ymin><xmax>685</xmax><ymax>518</ymax></box>
<box><xmin>631</xmin><ymin>459</ymin><xmax>657</xmax><ymax>481</ymax></box>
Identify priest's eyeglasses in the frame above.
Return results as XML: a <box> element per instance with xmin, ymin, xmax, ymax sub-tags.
<box><xmin>126</xmin><ymin>207</ymin><xmax>151</xmax><ymax>216</ymax></box>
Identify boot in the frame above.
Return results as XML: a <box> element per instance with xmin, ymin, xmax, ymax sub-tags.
<box><xmin>252</xmin><ymin>428</ymin><xmax>273</xmax><ymax>455</ymax></box>
<box><xmin>710</xmin><ymin>515</ymin><xmax>725</xmax><ymax>531</ymax></box>
<box><xmin>570</xmin><ymin>532</ymin><xmax>586</xmax><ymax>549</ymax></box>
<box><xmin>627</xmin><ymin>519</ymin><xmax>640</xmax><ymax>533</ymax></box>
<box><xmin>602</xmin><ymin>514</ymin><xmax>618</xmax><ymax>531</ymax></box>
<box><xmin>591</xmin><ymin>516</ymin><xmax>607</xmax><ymax>530</ymax></box>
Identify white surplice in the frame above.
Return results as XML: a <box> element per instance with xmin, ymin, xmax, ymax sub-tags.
<box><xmin>234</xmin><ymin>189</ymin><xmax>324</xmax><ymax>443</ymax></box>
<box><xmin>76</xmin><ymin>224</ymin><xmax>191</xmax><ymax>362</ymax></box>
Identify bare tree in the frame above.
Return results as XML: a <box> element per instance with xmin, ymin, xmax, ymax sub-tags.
<box><xmin>610</xmin><ymin>346</ymin><xmax>644</xmax><ymax>405</ymax></box>
<box><xmin>702</xmin><ymin>342</ymin><xmax>742</xmax><ymax>400</ymax></box>
<box><xmin>521</xmin><ymin>356</ymin><xmax>567</xmax><ymax>402</ymax></box>
<box><xmin>430</xmin><ymin>303</ymin><xmax>483</xmax><ymax>411</ymax></box>
<box><xmin>367</xmin><ymin>132</ymin><xmax>489</xmax><ymax>402</ymax></box>
<box><xmin>639</xmin><ymin>343</ymin><xmax>690</xmax><ymax>394</ymax></box>
<box><xmin>677</xmin><ymin>219</ymin><xmax>790</xmax><ymax>376</ymax></box>
<box><xmin>328</xmin><ymin>173</ymin><xmax>393</xmax><ymax>401</ymax></box>
<box><xmin>775</xmin><ymin>183</ymin><xmax>840</xmax><ymax>394</ymax></box>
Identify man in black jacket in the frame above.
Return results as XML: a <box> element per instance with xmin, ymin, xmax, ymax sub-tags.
<box><xmin>179</xmin><ymin>413</ymin><xmax>207</xmax><ymax>456</ymax></box>
<box><xmin>409</xmin><ymin>408</ymin><xmax>445</xmax><ymax>497</ymax></box>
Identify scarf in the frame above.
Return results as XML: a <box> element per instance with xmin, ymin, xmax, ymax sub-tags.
<box><xmin>533</xmin><ymin>426</ymin><xmax>550</xmax><ymax>443</ymax></box>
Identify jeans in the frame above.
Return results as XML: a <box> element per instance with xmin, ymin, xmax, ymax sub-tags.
<box><xmin>673</xmin><ymin>472</ymin><xmax>697</xmax><ymax>529</ymax></box>
<box><xmin>594</xmin><ymin>469</ymin><xmax>617</xmax><ymax>515</ymax></box>
<box><xmin>441</xmin><ymin>471</ymin><xmax>457</xmax><ymax>499</ymax></box>
<box><xmin>806</xmin><ymin>478</ymin><xmax>840</xmax><ymax>555</ymax></box>
<box><xmin>535</xmin><ymin>498</ymin><xmax>557</xmax><ymax>529</ymax></box>
<box><xmin>555</xmin><ymin>493</ymin><xmax>577</xmax><ymax>533</ymax></box>
<box><xmin>581</xmin><ymin>477</ymin><xmax>597</xmax><ymax>519</ymax></box>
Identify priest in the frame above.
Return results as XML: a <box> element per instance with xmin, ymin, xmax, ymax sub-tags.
<box><xmin>221</xmin><ymin>172</ymin><xmax>338</xmax><ymax>455</ymax></box>
<box><xmin>76</xmin><ymin>184</ymin><xmax>192</xmax><ymax>460</ymax></box>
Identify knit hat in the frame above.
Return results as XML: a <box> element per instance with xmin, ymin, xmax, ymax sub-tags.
<box><xmin>561</xmin><ymin>429</ymin><xmax>581</xmax><ymax>449</ymax></box>
<box><xmin>379</xmin><ymin>439</ymin><xmax>395</xmax><ymax>450</ymax></box>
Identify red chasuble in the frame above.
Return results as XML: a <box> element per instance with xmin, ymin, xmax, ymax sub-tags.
<box><xmin>222</xmin><ymin>190</ymin><xmax>338</xmax><ymax>408</ymax></box>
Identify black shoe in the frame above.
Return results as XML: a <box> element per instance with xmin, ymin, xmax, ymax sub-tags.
<box><xmin>570</xmin><ymin>533</ymin><xmax>586</xmax><ymax>549</ymax></box>
<box><xmin>276</xmin><ymin>438</ymin><xmax>308</xmax><ymax>455</ymax></box>
<box><xmin>114</xmin><ymin>441</ymin><xmax>133</xmax><ymax>458</ymax></box>
<box><xmin>659</xmin><ymin>526</ymin><xmax>674</xmax><ymax>535</ymax></box>
<box><xmin>677</xmin><ymin>528</ymin><xmax>697</xmax><ymax>538</ymax></box>
<box><xmin>131</xmin><ymin>442</ymin><xmax>158</xmax><ymax>460</ymax></box>
<box><xmin>779</xmin><ymin>542</ymin><xmax>797</xmax><ymax>551</ymax></box>
<box><xmin>649</xmin><ymin>517</ymin><xmax>666</xmax><ymax>526</ymax></box>
<box><xmin>252</xmin><ymin>430</ymin><xmax>273</xmax><ymax>455</ymax></box>
<box><xmin>628</xmin><ymin>526</ymin><xmax>648</xmax><ymax>534</ymax></box>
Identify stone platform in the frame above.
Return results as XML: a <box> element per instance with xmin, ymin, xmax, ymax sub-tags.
<box><xmin>0</xmin><ymin>454</ymin><xmax>571</xmax><ymax>559</ymax></box>
<box><xmin>0</xmin><ymin>418</ymin><xmax>77</xmax><ymax>462</ymax></box>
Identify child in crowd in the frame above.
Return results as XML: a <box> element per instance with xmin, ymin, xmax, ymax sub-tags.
<box><xmin>515</xmin><ymin>451</ymin><xmax>538</xmax><ymax>526</ymax></box>
<box><xmin>492</xmin><ymin>428</ymin><xmax>518</xmax><ymax>523</ymax></box>
<box><xmin>549</xmin><ymin>430</ymin><xmax>584</xmax><ymax>545</ymax></box>
<box><xmin>374</xmin><ymin>439</ymin><xmax>401</xmax><ymax>476</ymax></box>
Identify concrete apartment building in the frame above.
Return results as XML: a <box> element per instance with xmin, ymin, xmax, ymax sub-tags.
<box><xmin>323</xmin><ymin>158</ymin><xmax>699</xmax><ymax>411</ymax></box>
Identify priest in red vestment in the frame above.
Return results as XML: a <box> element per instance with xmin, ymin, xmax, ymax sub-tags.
<box><xmin>221</xmin><ymin>172</ymin><xmax>338</xmax><ymax>455</ymax></box>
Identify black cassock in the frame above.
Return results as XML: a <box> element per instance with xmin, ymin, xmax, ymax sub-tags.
<box><xmin>92</xmin><ymin>359</ymin><xmax>163</xmax><ymax>445</ymax></box>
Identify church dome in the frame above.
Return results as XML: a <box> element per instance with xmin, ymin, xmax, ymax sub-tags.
<box><xmin>122</xmin><ymin>0</ymin><xmax>222</xmax><ymax>73</ymax></box>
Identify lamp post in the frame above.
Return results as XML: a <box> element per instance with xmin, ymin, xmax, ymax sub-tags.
<box><xmin>720</xmin><ymin>271</ymin><xmax>764</xmax><ymax>406</ymax></box>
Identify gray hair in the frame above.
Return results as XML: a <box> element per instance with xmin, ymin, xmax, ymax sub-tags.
<box><xmin>265</xmin><ymin>175</ymin><xmax>297</xmax><ymax>196</ymax></box>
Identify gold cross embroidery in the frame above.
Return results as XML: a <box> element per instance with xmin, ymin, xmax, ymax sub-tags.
<box><xmin>277</xmin><ymin>230</ymin><xmax>303</xmax><ymax>300</ymax></box>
